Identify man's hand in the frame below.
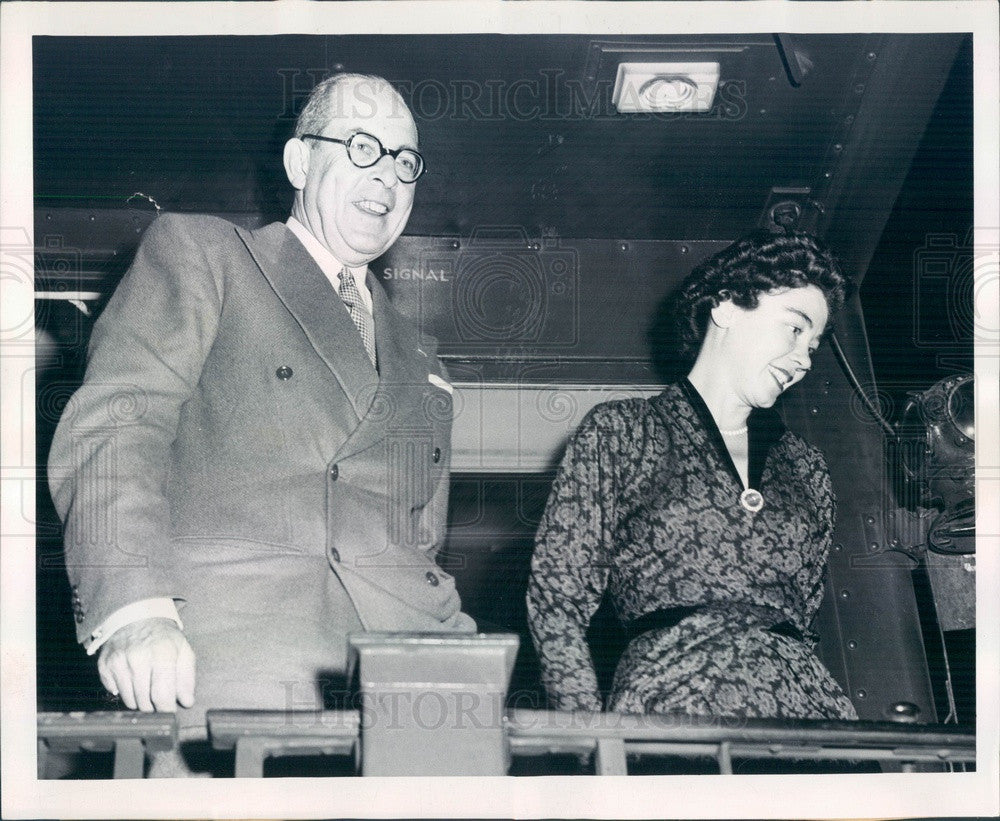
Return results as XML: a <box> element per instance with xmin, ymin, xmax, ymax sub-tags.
<box><xmin>97</xmin><ymin>617</ymin><xmax>196</xmax><ymax>712</ymax></box>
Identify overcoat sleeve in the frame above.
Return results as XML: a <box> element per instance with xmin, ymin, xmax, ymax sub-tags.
<box><xmin>48</xmin><ymin>214</ymin><xmax>224</xmax><ymax>643</ymax></box>
<box><xmin>526</xmin><ymin>404</ymin><xmax>624</xmax><ymax>712</ymax></box>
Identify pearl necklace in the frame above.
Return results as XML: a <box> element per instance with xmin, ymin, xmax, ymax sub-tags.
<box><xmin>719</xmin><ymin>426</ymin><xmax>748</xmax><ymax>437</ymax></box>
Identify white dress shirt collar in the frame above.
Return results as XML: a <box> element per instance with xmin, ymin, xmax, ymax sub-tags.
<box><xmin>286</xmin><ymin>216</ymin><xmax>373</xmax><ymax>314</ymax></box>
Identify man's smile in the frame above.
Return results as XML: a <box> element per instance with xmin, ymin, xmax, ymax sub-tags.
<box><xmin>354</xmin><ymin>199</ymin><xmax>391</xmax><ymax>216</ymax></box>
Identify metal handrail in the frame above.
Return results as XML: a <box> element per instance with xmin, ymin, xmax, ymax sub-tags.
<box><xmin>37</xmin><ymin>711</ymin><xmax>176</xmax><ymax>779</ymax></box>
<box><xmin>208</xmin><ymin>710</ymin><xmax>361</xmax><ymax>778</ymax></box>
<box><xmin>38</xmin><ymin>708</ymin><xmax>976</xmax><ymax>777</ymax></box>
<box><xmin>505</xmin><ymin>709</ymin><xmax>976</xmax><ymax>774</ymax></box>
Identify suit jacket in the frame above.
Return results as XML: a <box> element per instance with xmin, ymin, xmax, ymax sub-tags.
<box><xmin>49</xmin><ymin>213</ymin><xmax>474</xmax><ymax>721</ymax></box>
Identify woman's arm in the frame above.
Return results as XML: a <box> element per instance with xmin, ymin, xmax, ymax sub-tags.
<box><xmin>526</xmin><ymin>405</ymin><xmax>621</xmax><ymax>712</ymax></box>
<box><xmin>797</xmin><ymin>443</ymin><xmax>838</xmax><ymax>632</ymax></box>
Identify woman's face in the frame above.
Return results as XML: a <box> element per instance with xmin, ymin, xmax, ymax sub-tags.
<box><xmin>720</xmin><ymin>284</ymin><xmax>830</xmax><ymax>409</ymax></box>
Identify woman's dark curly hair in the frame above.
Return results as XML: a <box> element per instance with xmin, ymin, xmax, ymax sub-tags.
<box><xmin>672</xmin><ymin>230</ymin><xmax>852</xmax><ymax>360</ymax></box>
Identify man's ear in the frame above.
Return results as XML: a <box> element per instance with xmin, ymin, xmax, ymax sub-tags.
<box><xmin>709</xmin><ymin>299</ymin><xmax>739</xmax><ymax>329</ymax></box>
<box><xmin>283</xmin><ymin>138</ymin><xmax>309</xmax><ymax>190</ymax></box>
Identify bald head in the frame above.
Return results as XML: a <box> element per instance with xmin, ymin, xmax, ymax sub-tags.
<box><xmin>294</xmin><ymin>74</ymin><xmax>415</xmax><ymax>142</ymax></box>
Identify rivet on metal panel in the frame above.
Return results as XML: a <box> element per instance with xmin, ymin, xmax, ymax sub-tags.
<box><xmin>855</xmin><ymin>689</ymin><xmax>867</xmax><ymax>699</ymax></box>
<box><xmin>89</xmin><ymin>214</ymin><xmax>96</xmax><ymax>221</ymax></box>
<box><xmin>840</xmin><ymin>589</ymin><xmax>850</xmax><ymax>599</ymax></box>
<box><xmin>680</xmin><ymin>245</ymin><xmax>689</xmax><ymax>254</ymax></box>
<box><xmin>810</xmin><ymin>407</ymin><xmax>819</xmax><ymax>415</ymax></box>
<box><xmin>45</xmin><ymin>213</ymin><xmax>52</xmax><ymax>220</ymax></box>
<box><xmin>869</xmin><ymin>542</ymin><xmax>880</xmax><ymax>552</ymax></box>
<box><xmin>833</xmin><ymin>143</ymin><xmax>843</xmax><ymax>153</ymax></box>
<box><xmin>619</xmin><ymin>242</ymin><xmax>629</xmax><ymax>253</ymax></box>
<box><xmin>866</xmin><ymin>52</ymin><xmax>877</xmax><ymax>61</ymax></box>
<box><xmin>888</xmin><ymin>701</ymin><xmax>920</xmax><ymax>722</ymax></box>
<box><xmin>833</xmin><ymin>542</ymin><xmax>843</xmax><ymax>552</ymax></box>
<box><xmin>450</xmin><ymin>240</ymin><xmax>460</xmax><ymax>250</ymax></box>
<box><xmin>847</xmin><ymin>640</ymin><xmax>858</xmax><ymax>649</ymax></box>
<box><xmin>865</xmin><ymin>516</ymin><xmax>875</xmax><ymax>525</ymax></box>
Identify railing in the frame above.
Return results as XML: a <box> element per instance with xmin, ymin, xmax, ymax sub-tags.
<box><xmin>36</xmin><ymin>709</ymin><xmax>975</xmax><ymax>778</ymax></box>
<box><xmin>504</xmin><ymin>709</ymin><xmax>975</xmax><ymax>775</ymax></box>
<box><xmin>36</xmin><ymin>711</ymin><xmax>176</xmax><ymax>779</ymax></box>
<box><xmin>35</xmin><ymin>635</ymin><xmax>977</xmax><ymax>778</ymax></box>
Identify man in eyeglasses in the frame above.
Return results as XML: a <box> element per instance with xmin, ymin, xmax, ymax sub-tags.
<box><xmin>49</xmin><ymin>74</ymin><xmax>473</xmax><ymax>771</ymax></box>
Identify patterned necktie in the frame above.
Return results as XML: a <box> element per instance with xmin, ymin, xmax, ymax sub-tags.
<box><xmin>338</xmin><ymin>268</ymin><xmax>377</xmax><ymax>369</ymax></box>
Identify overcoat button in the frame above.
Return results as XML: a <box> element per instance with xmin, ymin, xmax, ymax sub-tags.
<box><xmin>275</xmin><ymin>366</ymin><xmax>293</xmax><ymax>380</ymax></box>
<box><xmin>330</xmin><ymin>548</ymin><xmax>341</xmax><ymax>563</ymax></box>
<box><xmin>425</xmin><ymin>571</ymin><xmax>439</xmax><ymax>586</ymax></box>
<box><xmin>329</xmin><ymin>464</ymin><xmax>339</xmax><ymax>480</ymax></box>
<box><xmin>432</xmin><ymin>447</ymin><xmax>441</xmax><ymax>464</ymax></box>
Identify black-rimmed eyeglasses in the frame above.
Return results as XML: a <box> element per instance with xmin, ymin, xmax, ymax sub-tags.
<box><xmin>301</xmin><ymin>131</ymin><xmax>425</xmax><ymax>183</ymax></box>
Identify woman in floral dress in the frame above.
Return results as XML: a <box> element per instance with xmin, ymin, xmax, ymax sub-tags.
<box><xmin>527</xmin><ymin>231</ymin><xmax>858</xmax><ymax>720</ymax></box>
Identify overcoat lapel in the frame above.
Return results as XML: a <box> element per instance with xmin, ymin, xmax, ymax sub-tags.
<box><xmin>235</xmin><ymin>222</ymin><xmax>377</xmax><ymax>422</ymax></box>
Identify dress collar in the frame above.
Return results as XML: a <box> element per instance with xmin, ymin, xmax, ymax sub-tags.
<box><xmin>677</xmin><ymin>378</ymin><xmax>786</xmax><ymax>490</ymax></box>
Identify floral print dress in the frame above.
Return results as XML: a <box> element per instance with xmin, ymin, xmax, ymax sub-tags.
<box><xmin>526</xmin><ymin>380</ymin><xmax>857</xmax><ymax>719</ymax></box>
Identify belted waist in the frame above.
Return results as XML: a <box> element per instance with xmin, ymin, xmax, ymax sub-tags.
<box><xmin>622</xmin><ymin>605</ymin><xmax>805</xmax><ymax>644</ymax></box>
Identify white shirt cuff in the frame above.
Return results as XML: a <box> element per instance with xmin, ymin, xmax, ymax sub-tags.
<box><xmin>84</xmin><ymin>598</ymin><xmax>183</xmax><ymax>656</ymax></box>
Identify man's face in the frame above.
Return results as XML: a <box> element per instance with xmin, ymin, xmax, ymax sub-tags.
<box><xmin>287</xmin><ymin>82</ymin><xmax>418</xmax><ymax>266</ymax></box>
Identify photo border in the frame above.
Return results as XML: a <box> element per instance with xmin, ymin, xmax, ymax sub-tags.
<box><xmin>2</xmin><ymin>2</ymin><xmax>998</xmax><ymax>818</ymax></box>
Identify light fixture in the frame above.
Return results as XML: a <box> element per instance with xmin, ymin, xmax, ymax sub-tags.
<box><xmin>612</xmin><ymin>62</ymin><xmax>721</xmax><ymax>113</ymax></box>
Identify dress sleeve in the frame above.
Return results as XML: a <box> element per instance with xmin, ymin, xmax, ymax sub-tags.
<box><xmin>798</xmin><ymin>446</ymin><xmax>837</xmax><ymax>628</ymax></box>
<box><xmin>526</xmin><ymin>404</ymin><xmax>621</xmax><ymax>712</ymax></box>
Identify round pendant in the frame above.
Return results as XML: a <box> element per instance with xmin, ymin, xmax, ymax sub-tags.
<box><xmin>740</xmin><ymin>488</ymin><xmax>764</xmax><ymax>513</ymax></box>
